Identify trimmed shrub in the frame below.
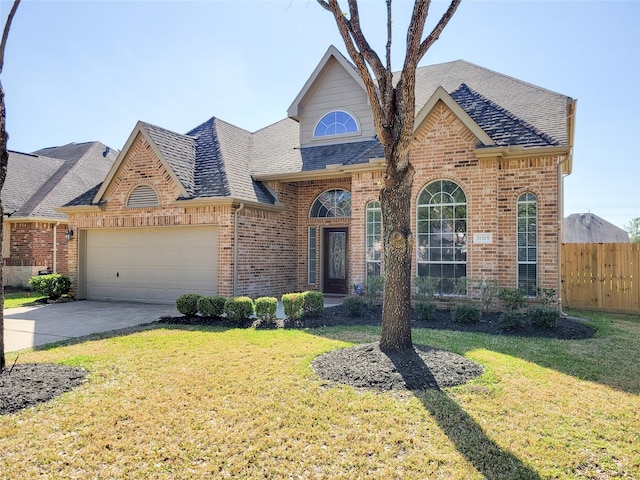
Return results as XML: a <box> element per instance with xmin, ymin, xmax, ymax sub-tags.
<box><xmin>472</xmin><ymin>278</ymin><xmax>500</xmax><ymax>312</ymax></box>
<box><xmin>303</xmin><ymin>291</ymin><xmax>324</xmax><ymax>317</ymax></box>
<box><xmin>530</xmin><ymin>306</ymin><xmax>560</xmax><ymax>329</ymax></box>
<box><xmin>451</xmin><ymin>303</ymin><xmax>481</xmax><ymax>324</ymax></box>
<box><xmin>415</xmin><ymin>276</ymin><xmax>438</xmax><ymax>301</ymax></box>
<box><xmin>343</xmin><ymin>296</ymin><xmax>365</xmax><ymax>317</ymax></box>
<box><xmin>282</xmin><ymin>293</ymin><xmax>305</xmax><ymax>320</ymax></box>
<box><xmin>415</xmin><ymin>301</ymin><xmax>437</xmax><ymax>321</ymax></box>
<box><xmin>176</xmin><ymin>293</ymin><xmax>202</xmax><ymax>316</ymax></box>
<box><xmin>497</xmin><ymin>288</ymin><xmax>526</xmax><ymax>313</ymax></box>
<box><xmin>197</xmin><ymin>295</ymin><xmax>226</xmax><ymax>317</ymax></box>
<box><xmin>255</xmin><ymin>297</ymin><xmax>278</xmax><ymax>322</ymax></box>
<box><xmin>224</xmin><ymin>296</ymin><xmax>254</xmax><ymax>323</ymax></box>
<box><xmin>28</xmin><ymin>274</ymin><xmax>71</xmax><ymax>300</ymax></box>
<box><xmin>365</xmin><ymin>276</ymin><xmax>384</xmax><ymax>306</ymax></box>
<box><xmin>499</xmin><ymin>311</ymin><xmax>525</xmax><ymax>331</ymax></box>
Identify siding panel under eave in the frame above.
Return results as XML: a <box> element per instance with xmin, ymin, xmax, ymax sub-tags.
<box><xmin>299</xmin><ymin>58</ymin><xmax>374</xmax><ymax>146</ymax></box>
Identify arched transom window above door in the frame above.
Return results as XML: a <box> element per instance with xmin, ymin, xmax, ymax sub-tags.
<box><xmin>309</xmin><ymin>189</ymin><xmax>352</xmax><ymax>218</ymax></box>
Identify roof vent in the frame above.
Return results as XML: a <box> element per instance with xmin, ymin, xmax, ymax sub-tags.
<box><xmin>127</xmin><ymin>185</ymin><xmax>159</xmax><ymax>208</ymax></box>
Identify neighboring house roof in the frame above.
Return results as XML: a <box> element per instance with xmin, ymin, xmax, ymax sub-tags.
<box><xmin>3</xmin><ymin>142</ymin><xmax>117</xmax><ymax>221</ymax></box>
<box><xmin>65</xmin><ymin>47</ymin><xmax>573</xmax><ymax>209</ymax></box>
<box><xmin>564</xmin><ymin>213</ymin><xmax>630</xmax><ymax>243</ymax></box>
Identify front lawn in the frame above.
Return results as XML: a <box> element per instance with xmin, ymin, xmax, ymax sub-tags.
<box><xmin>3</xmin><ymin>291</ymin><xmax>46</xmax><ymax>309</ymax></box>
<box><xmin>1</xmin><ymin>311</ymin><xmax>638</xmax><ymax>479</ymax></box>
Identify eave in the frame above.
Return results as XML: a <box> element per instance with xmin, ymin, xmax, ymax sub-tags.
<box><xmin>474</xmin><ymin>145</ymin><xmax>571</xmax><ymax>161</ymax></box>
<box><xmin>253</xmin><ymin>158</ymin><xmax>385</xmax><ymax>183</ymax></box>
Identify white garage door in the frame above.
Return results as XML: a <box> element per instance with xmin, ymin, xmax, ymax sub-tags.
<box><xmin>85</xmin><ymin>227</ymin><xmax>218</xmax><ymax>304</ymax></box>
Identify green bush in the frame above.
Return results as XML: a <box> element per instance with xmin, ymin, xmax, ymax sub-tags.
<box><xmin>473</xmin><ymin>278</ymin><xmax>500</xmax><ymax>312</ymax></box>
<box><xmin>343</xmin><ymin>296</ymin><xmax>365</xmax><ymax>317</ymax></box>
<box><xmin>28</xmin><ymin>274</ymin><xmax>71</xmax><ymax>300</ymax></box>
<box><xmin>415</xmin><ymin>276</ymin><xmax>438</xmax><ymax>301</ymax></box>
<box><xmin>499</xmin><ymin>311</ymin><xmax>525</xmax><ymax>331</ymax></box>
<box><xmin>497</xmin><ymin>288</ymin><xmax>526</xmax><ymax>313</ymax></box>
<box><xmin>415</xmin><ymin>301</ymin><xmax>437</xmax><ymax>321</ymax></box>
<box><xmin>282</xmin><ymin>293</ymin><xmax>305</xmax><ymax>320</ymax></box>
<box><xmin>451</xmin><ymin>303</ymin><xmax>481</xmax><ymax>324</ymax></box>
<box><xmin>529</xmin><ymin>306</ymin><xmax>560</xmax><ymax>329</ymax></box>
<box><xmin>224</xmin><ymin>296</ymin><xmax>254</xmax><ymax>323</ymax></box>
<box><xmin>303</xmin><ymin>291</ymin><xmax>324</xmax><ymax>317</ymax></box>
<box><xmin>255</xmin><ymin>297</ymin><xmax>278</xmax><ymax>322</ymax></box>
<box><xmin>176</xmin><ymin>293</ymin><xmax>202</xmax><ymax>316</ymax></box>
<box><xmin>197</xmin><ymin>295</ymin><xmax>226</xmax><ymax>317</ymax></box>
<box><xmin>365</xmin><ymin>276</ymin><xmax>384</xmax><ymax>306</ymax></box>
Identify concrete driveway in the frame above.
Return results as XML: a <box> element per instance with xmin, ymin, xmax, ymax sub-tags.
<box><xmin>3</xmin><ymin>300</ymin><xmax>178</xmax><ymax>353</ymax></box>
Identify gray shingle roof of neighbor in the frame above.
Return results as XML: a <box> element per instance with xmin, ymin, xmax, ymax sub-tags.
<box><xmin>4</xmin><ymin>142</ymin><xmax>117</xmax><ymax>220</ymax></box>
<box><xmin>564</xmin><ymin>213</ymin><xmax>630</xmax><ymax>243</ymax></box>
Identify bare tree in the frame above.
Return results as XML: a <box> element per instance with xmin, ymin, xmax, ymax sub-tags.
<box><xmin>0</xmin><ymin>0</ymin><xmax>21</xmax><ymax>371</ymax></box>
<box><xmin>317</xmin><ymin>0</ymin><xmax>461</xmax><ymax>350</ymax></box>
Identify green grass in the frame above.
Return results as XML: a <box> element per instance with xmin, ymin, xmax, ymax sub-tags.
<box><xmin>1</xmin><ymin>312</ymin><xmax>639</xmax><ymax>479</ymax></box>
<box><xmin>3</xmin><ymin>291</ymin><xmax>46</xmax><ymax>308</ymax></box>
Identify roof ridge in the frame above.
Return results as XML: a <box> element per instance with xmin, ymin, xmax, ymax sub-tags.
<box><xmin>452</xmin><ymin>83</ymin><xmax>560</xmax><ymax>146</ymax></box>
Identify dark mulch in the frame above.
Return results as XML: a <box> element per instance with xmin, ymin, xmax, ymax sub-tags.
<box><xmin>0</xmin><ymin>363</ymin><xmax>87</xmax><ymax>415</ymax></box>
<box><xmin>1</xmin><ymin>305</ymin><xmax>595</xmax><ymax>414</ymax></box>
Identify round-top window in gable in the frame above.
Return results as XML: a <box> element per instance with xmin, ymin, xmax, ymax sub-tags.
<box><xmin>313</xmin><ymin>111</ymin><xmax>359</xmax><ymax>137</ymax></box>
<box><xmin>310</xmin><ymin>189</ymin><xmax>352</xmax><ymax>218</ymax></box>
<box><xmin>127</xmin><ymin>184</ymin><xmax>159</xmax><ymax>208</ymax></box>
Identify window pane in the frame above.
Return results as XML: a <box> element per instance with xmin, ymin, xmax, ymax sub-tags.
<box><xmin>310</xmin><ymin>189</ymin><xmax>352</xmax><ymax>218</ymax></box>
<box><xmin>314</xmin><ymin>111</ymin><xmax>359</xmax><ymax>137</ymax></box>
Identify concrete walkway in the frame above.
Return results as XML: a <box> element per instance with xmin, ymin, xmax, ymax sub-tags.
<box><xmin>3</xmin><ymin>301</ymin><xmax>178</xmax><ymax>353</ymax></box>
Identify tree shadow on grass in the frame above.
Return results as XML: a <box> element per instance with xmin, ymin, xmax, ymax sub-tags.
<box><xmin>385</xmin><ymin>347</ymin><xmax>541</xmax><ymax>480</ymax></box>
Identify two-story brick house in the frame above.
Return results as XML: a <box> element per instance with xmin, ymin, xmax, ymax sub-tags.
<box><xmin>59</xmin><ymin>46</ymin><xmax>576</xmax><ymax>304</ymax></box>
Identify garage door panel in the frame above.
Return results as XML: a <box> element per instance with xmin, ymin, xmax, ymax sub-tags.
<box><xmin>86</xmin><ymin>227</ymin><xmax>218</xmax><ymax>304</ymax></box>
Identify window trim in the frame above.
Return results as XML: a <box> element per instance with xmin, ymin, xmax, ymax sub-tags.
<box><xmin>312</xmin><ymin>110</ymin><xmax>360</xmax><ymax>139</ymax></box>
<box><xmin>308</xmin><ymin>226</ymin><xmax>317</xmax><ymax>285</ymax></box>
<box><xmin>416</xmin><ymin>179</ymin><xmax>468</xmax><ymax>295</ymax></box>
<box><xmin>309</xmin><ymin>189</ymin><xmax>352</xmax><ymax>218</ymax></box>
<box><xmin>516</xmin><ymin>192</ymin><xmax>538</xmax><ymax>297</ymax></box>
<box><xmin>365</xmin><ymin>200</ymin><xmax>382</xmax><ymax>278</ymax></box>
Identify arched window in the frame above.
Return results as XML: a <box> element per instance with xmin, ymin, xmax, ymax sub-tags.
<box><xmin>313</xmin><ymin>111</ymin><xmax>359</xmax><ymax>137</ymax></box>
<box><xmin>416</xmin><ymin>180</ymin><xmax>467</xmax><ymax>295</ymax></box>
<box><xmin>309</xmin><ymin>189</ymin><xmax>352</xmax><ymax>218</ymax></box>
<box><xmin>127</xmin><ymin>185</ymin><xmax>159</xmax><ymax>208</ymax></box>
<box><xmin>517</xmin><ymin>192</ymin><xmax>537</xmax><ymax>296</ymax></box>
<box><xmin>366</xmin><ymin>201</ymin><xmax>382</xmax><ymax>277</ymax></box>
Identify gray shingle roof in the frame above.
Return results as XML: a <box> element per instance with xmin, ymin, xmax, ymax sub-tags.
<box><xmin>450</xmin><ymin>84</ymin><xmax>560</xmax><ymax>147</ymax></box>
<box><xmin>5</xmin><ymin>142</ymin><xmax>117</xmax><ymax>220</ymax></box>
<box><xmin>564</xmin><ymin>213</ymin><xmax>630</xmax><ymax>243</ymax></box>
<box><xmin>411</xmin><ymin>60</ymin><xmax>571</xmax><ymax>146</ymax></box>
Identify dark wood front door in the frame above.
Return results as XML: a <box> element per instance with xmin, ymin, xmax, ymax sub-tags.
<box><xmin>323</xmin><ymin>228</ymin><xmax>348</xmax><ymax>294</ymax></box>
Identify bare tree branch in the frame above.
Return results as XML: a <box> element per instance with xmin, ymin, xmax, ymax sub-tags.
<box><xmin>418</xmin><ymin>0</ymin><xmax>461</xmax><ymax>59</ymax></box>
<box><xmin>0</xmin><ymin>0</ymin><xmax>21</xmax><ymax>74</ymax></box>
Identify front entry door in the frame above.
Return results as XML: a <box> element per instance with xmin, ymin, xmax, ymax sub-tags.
<box><xmin>323</xmin><ymin>228</ymin><xmax>348</xmax><ymax>294</ymax></box>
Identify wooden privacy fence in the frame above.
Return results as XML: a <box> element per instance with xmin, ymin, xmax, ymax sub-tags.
<box><xmin>561</xmin><ymin>243</ymin><xmax>639</xmax><ymax>314</ymax></box>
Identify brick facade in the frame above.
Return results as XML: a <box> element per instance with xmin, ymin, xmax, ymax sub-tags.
<box><xmin>65</xmin><ymin>101</ymin><xmax>564</xmax><ymax>302</ymax></box>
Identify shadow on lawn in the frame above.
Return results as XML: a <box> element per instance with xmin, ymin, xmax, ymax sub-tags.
<box><xmin>386</xmin><ymin>348</ymin><xmax>541</xmax><ymax>480</ymax></box>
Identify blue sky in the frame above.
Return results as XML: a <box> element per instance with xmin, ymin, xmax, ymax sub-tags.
<box><xmin>1</xmin><ymin>0</ymin><xmax>639</xmax><ymax>230</ymax></box>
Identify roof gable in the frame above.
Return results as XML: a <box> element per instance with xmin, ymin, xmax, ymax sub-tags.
<box><xmin>93</xmin><ymin>122</ymin><xmax>192</xmax><ymax>204</ymax></box>
<box><xmin>287</xmin><ymin>45</ymin><xmax>366</xmax><ymax>121</ymax></box>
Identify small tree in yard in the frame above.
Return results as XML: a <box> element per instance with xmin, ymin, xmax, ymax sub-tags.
<box><xmin>0</xmin><ymin>0</ymin><xmax>21</xmax><ymax>371</ymax></box>
<box><xmin>625</xmin><ymin>217</ymin><xmax>640</xmax><ymax>243</ymax></box>
<box><xmin>318</xmin><ymin>0</ymin><xmax>461</xmax><ymax>350</ymax></box>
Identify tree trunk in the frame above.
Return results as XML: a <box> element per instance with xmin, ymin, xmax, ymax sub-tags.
<box><xmin>379</xmin><ymin>156</ymin><xmax>415</xmax><ymax>351</ymax></box>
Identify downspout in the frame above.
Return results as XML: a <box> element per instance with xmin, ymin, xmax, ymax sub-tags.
<box><xmin>557</xmin><ymin>99</ymin><xmax>576</xmax><ymax>317</ymax></box>
<box><xmin>233</xmin><ymin>203</ymin><xmax>245</xmax><ymax>297</ymax></box>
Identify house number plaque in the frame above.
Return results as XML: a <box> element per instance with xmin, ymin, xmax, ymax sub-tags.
<box><xmin>473</xmin><ymin>233</ymin><xmax>493</xmax><ymax>244</ymax></box>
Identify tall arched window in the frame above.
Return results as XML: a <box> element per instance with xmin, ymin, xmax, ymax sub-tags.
<box><xmin>366</xmin><ymin>201</ymin><xmax>382</xmax><ymax>277</ymax></box>
<box><xmin>517</xmin><ymin>192</ymin><xmax>537</xmax><ymax>296</ymax></box>
<box><xmin>309</xmin><ymin>189</ymin><xmax>352</xmax><ymax>218</ymax></box>
<box><xmin>416</xmin><ymin>180</ymin><xmax>467</xmax><ymax>295</ymax></box>
<box><xmin>313</xmin><ymin>111</ymin><xmax>359</xmax><ymax>137</ymax></box>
